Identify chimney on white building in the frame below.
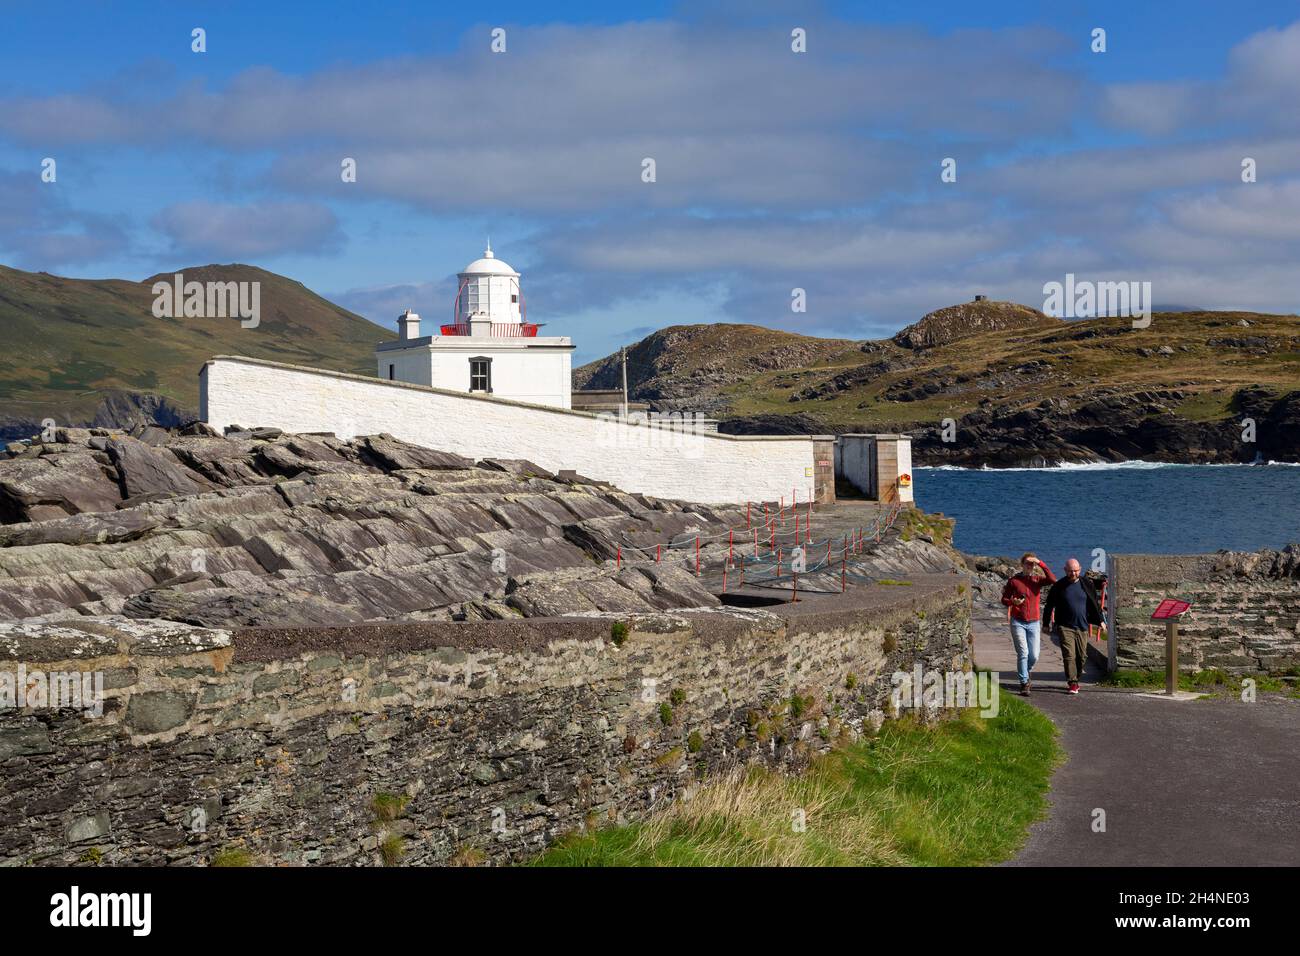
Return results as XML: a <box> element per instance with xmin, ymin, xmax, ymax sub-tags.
<box><xmin>398</xmin><ymin>309</ymin><xmax>421</xmax><ymax>339</ymax></box>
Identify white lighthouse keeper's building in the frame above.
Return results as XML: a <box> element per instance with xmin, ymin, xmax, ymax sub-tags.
<box><xmin>376</xmin><ymin>244</ymin><xmax>576</xmax><ymax>408</ymax></box>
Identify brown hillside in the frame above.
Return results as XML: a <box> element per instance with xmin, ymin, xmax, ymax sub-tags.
<box><xmin>893</xmin><ymin>300</ymin><xmax>1059</xmax><ymax>349</ymax></box>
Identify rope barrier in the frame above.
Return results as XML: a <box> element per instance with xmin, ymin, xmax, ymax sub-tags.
<box><xmin>608</xmin><ymin>495</ymin><xmax>906</xmax><ymax>590</ymax></box>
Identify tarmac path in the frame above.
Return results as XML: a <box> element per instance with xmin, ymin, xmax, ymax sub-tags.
<box><xmin>973</xmin><ymin>610</ymin><xmax>1300</xmax><ymax>866</ymax></box>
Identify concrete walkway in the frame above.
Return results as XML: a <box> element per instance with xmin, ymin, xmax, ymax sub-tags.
<box><xmin>973</xmin><ymin>612</ymin><xmax>1300</xmax><ymax>866</ymax></box>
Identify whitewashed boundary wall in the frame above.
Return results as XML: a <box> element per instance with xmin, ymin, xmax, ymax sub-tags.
<box><xmin>200</xmin><ymin>356</ymin><xmax>819</xmax><ymax>505</ymax></box>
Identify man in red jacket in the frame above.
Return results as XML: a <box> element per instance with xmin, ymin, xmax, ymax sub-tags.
<box><xmin>1001</xmin><ymin>552</ymin><xmax>1056</xmax><ymax>696</ymax></box>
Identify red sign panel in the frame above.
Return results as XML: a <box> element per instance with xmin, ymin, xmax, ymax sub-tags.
<box><xmin>1150</xmin><ymin>599</ymin><xmax>1191</xmax><ymax>620</ymax></box>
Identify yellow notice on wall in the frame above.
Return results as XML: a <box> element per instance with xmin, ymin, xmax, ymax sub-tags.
<box><xmin>804</xmin><ymin>467</ymin><xmax>813</xmax><ymax>477</ymax></box>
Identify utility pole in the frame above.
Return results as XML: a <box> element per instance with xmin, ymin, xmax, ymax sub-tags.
<box><xmin>621</xmin><ymin>346</ymin><xmax>629</xmax><ymax>421</ymax></box>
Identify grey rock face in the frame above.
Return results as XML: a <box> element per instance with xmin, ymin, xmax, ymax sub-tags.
<box><xmin>125</xmin><ymin>691</ymin><xmax>196</xmax><ymax>735</ymax></box>
<box><xmin>107</xmin><ymin>439</ymin><xmax>206</xmax><ymax>498</ymax></box>
<box><xmin>0</xmin><ymin>427</ymin><xmax>745</xmax><ymax>624</ymax></box>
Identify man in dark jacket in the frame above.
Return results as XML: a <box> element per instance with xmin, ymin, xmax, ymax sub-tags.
<box><xmin>1043</xmin><ymin>557</ymin><xmax>1106</xmax><ymax>694</ymax></box>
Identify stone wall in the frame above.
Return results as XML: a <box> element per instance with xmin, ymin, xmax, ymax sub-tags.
<box><xmin>0</xmin><ymin>578</ymin><xmax>970</xmax><ymax>866</ymax></box>
<box><xmin>1111</xmin><ymin>549</ymin><xmax>1300</xmax><ymax>674</ymax></box>
<box><xmin>200</xmin><ymin>356</ymin><xmax>823</xmax><ymax>506</ymax></box>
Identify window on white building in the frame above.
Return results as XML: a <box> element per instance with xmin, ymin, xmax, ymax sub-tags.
<box><xmin>469</xmin><ymin>357</ymin><xmax>492</xmax><ymax>393</ymax></box>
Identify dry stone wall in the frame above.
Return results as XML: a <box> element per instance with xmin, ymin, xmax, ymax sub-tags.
<box><xmin>1</xmin><ymin>579</ymin><xmax>970</xmax><ymax>866</ymax></box>
<box><xmin>1111</xmin><ymin>547</ymin><xmax>1300</xmax><ymax>674</ymax></box>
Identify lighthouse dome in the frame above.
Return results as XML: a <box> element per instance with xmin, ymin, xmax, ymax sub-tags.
<box><xmin>460</xmin><ymin>242</ymin><xmax>518</xmax><ymax>277</ymax></box>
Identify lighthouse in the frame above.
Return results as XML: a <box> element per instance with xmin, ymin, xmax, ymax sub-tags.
<box><xmin>376</xmin><ymin>244</ymin><xmax>575</xmax><ymax>408</ymax></box>
<box><xmin>453</xmin><ymin>240</ymin><xmax>524</xmax><ymax>334</ymax></box>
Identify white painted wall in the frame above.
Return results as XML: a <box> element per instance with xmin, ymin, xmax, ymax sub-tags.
<box><xmin>201</xmin><ymin>356</ymin><xmax>818</xmax><ymax>505</ymax></box>
<box><xmin>378</xmin><ymin>339</ymin><xmax>573</xmax><ymax>408</ymax></box>
<box><xmin>896</xmin><ymin>438</ymin><xmax>914</xmax><ymax>504</ymax></box>
<box><xmin>377</xmin><ymin>348</ymin><xmax>433</xmax><ymax>387</ymax></box>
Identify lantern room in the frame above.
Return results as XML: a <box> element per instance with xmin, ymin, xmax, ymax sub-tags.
<box><xmin>376</xmin><ymin>244</ymin><xmax>574</xmax><ymax>408</ymax></box>
<box><xmin>444</xmin><ymin>242</ymin><xmax>538</xmax><ymax>337</ymax></box>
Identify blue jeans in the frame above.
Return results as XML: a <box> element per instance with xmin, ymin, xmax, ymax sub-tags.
<box><xmin>1009</xmin><ymin>619</ymin><xmax>1041</xmax><ymax>685</ymax></box>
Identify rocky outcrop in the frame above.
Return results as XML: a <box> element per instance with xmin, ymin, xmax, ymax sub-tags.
<box><xmin>907</xmin><ymin>386</ymin><xmax>1300</xmax><ymax>467</ymax></box>
<box><xmin>1209</xmin><ymin>544</ymin><xmax>1300</xmax><ymax>580</ymax></box>
<box><xmin>0</xmin><ymin>391</ymin><xmax>197</xmax><ymax>445</ymax></box>
<box><xmin>0</xmin><ymin>426</ymin><xmax>752</xmax><ymax>625</ymax></box>
<box><xmin>893</xmin><ymin>301</ymin><xmax>1059</xmax><ymax>350</ymax></box>
<box><xmin>573</xmin><ymin>323</ymin><xmax>855</xmax><ymax>415</ymax></box>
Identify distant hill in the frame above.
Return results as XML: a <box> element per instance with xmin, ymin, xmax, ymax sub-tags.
<box><xmin>0</xmin><ymin>263</ymin><xmax>394</xmax><ymax>439</ymax></box>
<box><xmin>892</xmin><ymin>299</ymin><xmax>1058</xmax><ymax>349</ymax></box>
<box><xmin>575</xmin><ymin>304</ymin><xmax>1300</xmax><ymax>466</ymax></box>
<box><xmin>573</xmin><ymin>323</ymin><xmax>857</xmax><ymax>416</ymax></box>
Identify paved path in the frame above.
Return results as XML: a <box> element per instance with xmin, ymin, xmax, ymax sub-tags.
<box><xmin>973</xmin><ymin>610</ymin><xmax>1300</xmax><ymax>866</ymax></box>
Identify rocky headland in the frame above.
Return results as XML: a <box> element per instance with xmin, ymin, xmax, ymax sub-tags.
<box><xmin>0</xmin><ymin>424</ymin><xmax>750</xmax><ymax>627</ymax></box>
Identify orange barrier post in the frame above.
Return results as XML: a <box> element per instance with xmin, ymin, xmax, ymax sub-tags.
<box><xmin>616</xmin><ymin>546</ymin><xmax>621</xmax><ymax>569</ymax></box>
<box><xmin>656</xmin><ymin>544</ymin><xmax>661</xmax><ymax>563</ymax></box>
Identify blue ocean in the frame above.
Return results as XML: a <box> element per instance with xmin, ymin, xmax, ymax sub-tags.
<box><xmin>913</xmin><ymin>462</ymin><xmax>1300</xmax><ymax>572</ymax></box>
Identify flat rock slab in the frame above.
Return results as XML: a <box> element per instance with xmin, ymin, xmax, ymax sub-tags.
<box><xmin>0</xmin><ymin>428</ymin><xmax>786</xmax><ymax>625</ymax></box>
<box><xmin>108</xmin><ymin>439</ymin><xmax>205</xmax><ymax>498</ymax></box>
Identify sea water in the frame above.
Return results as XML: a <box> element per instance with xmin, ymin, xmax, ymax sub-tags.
<box><xmin>913</xmin><ymin>461</ymin><xmax>1300</xmax><ymax>573</ymax></box>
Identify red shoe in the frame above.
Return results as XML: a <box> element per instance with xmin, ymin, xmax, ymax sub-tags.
<box><xmin>1068</xmin><ymin>683</ymin><xmax>1080</xmax><ymax>695</ymax></box>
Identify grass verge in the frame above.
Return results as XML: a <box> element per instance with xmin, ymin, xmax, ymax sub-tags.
<box><xmin>1103</xmin><ymin>667</ymin><xmax>1297</xmax><ymax>696</ymax></box>
<box><xmin>532</xmin><ymin>696</ymin><xmax>1059</xmax><ymax>867</ymax></box>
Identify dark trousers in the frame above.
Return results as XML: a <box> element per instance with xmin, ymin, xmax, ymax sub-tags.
<box><xmin>1058</xmin><ymin>626</ymin><xmax>1088</xmax><ymax>684</ymax></box>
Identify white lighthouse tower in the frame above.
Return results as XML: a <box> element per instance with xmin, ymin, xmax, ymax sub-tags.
<box><xmin>376</xmin><ymin>244</ymin><xmax>575</xmax><ymax>408</ymax></box>
<box><xmin>454</xmin><ymin>240</ymin><xmax>524</xmax><ymax>335</ymax></box>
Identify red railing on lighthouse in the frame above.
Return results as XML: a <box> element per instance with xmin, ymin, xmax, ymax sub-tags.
<box><xmin>439</xmin><ymin>322</ymin><xmax>540</xmax><ymax>337</ymax></box>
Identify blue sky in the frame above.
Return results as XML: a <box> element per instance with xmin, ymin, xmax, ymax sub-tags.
<box><xmin>2</xmin><ymin>0</ymin><xmax>1299</xmax><ymax>362</ymax></box>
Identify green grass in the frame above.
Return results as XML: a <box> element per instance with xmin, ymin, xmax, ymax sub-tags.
<box><xmin>1174</xmin><ymin>389</ymin><xmax>1235</xmax><ymax>423</ymax></box>
<box><xmin>210</xmin><ymin>847</ymin><xmax>254</xmax><ymax>867</ymax></box>
<box><xmin>531</xmin><ymin>696</ymin><xmax>1059</xmax><ymax>867</ymax></box>
<box><xmin>1102</xmin><ymin>668</ymin><xmax>1291</xmax><ymax>694</ymax></box>
<box><xmin>0</xmin><ymin>261</ymin><xmax>392</xmax><ymax>427</ymax></box>
<box><xmin>370</xmin><ymin>792</ymin><xmax>411</xmax><ymax>822</ymax></box>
